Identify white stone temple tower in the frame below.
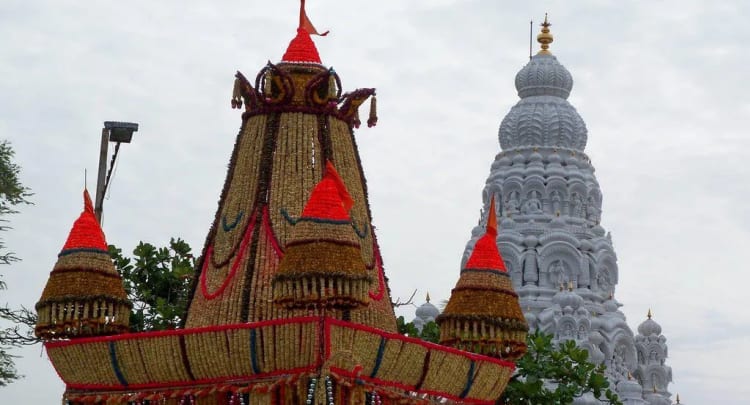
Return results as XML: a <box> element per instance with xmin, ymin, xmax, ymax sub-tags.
<box><xmin>461</xmin><ymin>16</ymin><xmax>675</xmax><ymax>404</ymax></box>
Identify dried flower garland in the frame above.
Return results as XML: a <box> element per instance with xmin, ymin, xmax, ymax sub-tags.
<box><xmin>438</xmin><ymin>198</ymin><xmax>528</xmax><ymax>361</ymax></box>
<box><xmin>35</xmin><ymin>190</ymin><xmax>131</xmax><ymax>340</ymax></box>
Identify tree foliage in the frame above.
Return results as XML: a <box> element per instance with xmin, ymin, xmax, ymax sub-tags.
<box><xmin>0</xmin><ymin>140</ymin><xmax>33</xmax><ymax>387</ymax></box>
<box><xmin>396</xmin><ymin>316</ymin><xmax>440</xmax><ymax>343</ymax></box>
<box><xmin>0</xmin><ymin>140</ymin><xmax>32</xmax><ymax>266</ymax></box>
<box><xmin>110</xmin><ymin>238</ymin><xmax>196</xmax><ymax>332</ymax></box>
<box><xmin>499</xmin><ymin>331</ymin><xmax>622</xmax><ymax>405</ymax></box>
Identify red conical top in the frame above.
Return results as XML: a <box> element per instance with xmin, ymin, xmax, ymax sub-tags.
<box><xmin>281</xmin><ymin>1</ymin><xmax>327</xmax><ymax>64</ymax></box>
<box><xmin>464</xmin><ymin>197</ymin><xmax>506</xmax><ymax>271</ymax></box>
<box><xmin>300</xmin><ymin>161</ymin><xmax>353</xmax><ymax>221</ymax></box>
<box><xmin>281</xmin><ymin>28</ymin><xmax>322</xmax><ymax>63</ymax></box>
<box><xmin>60</xmin><ymin>189</ymin><xmax>108</xmax><ymax>253</ymax></box>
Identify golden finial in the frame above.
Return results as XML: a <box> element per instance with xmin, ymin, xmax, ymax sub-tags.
<box><xmin>426</xmin><ymin>292</ymin><xmax>431</xmax><ymax>303</ymax></box>
<box><xmin>537</xmin><ymin>13</ymin><xmax>554</xmax><ymax>55</ymax></box>
<box><xmin>567</xmin><ymin>281</ymin><xmax>574</xmax><ymax>291</ymax></box>
<box><xmin>676</xmin><ymin>393</ymin><xmax>681</xmax><ymax>404</ymax></box>
<box><xmin>627</xmin><ymin>371</ymin><xmax>633</xmax><ymax>380</ymax></box>
<box><xmin>647</xmin><ymin>308</ymin><xmax>652</xmax><ymax>319</ymax></box>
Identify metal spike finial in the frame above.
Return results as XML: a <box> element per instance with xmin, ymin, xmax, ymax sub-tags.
<box><xmin>425</xmin><ymin>292</ymin><xmax>431</xmax><ymax>303</ymax></box>
<box><xmin>647</xmin><ymin>308</ymin><xmax>652</xmax><ymax>319</ymax></box>
<box><xmin>537</xmin><ymin>13</ymin><xmax>554</xmax><ymax>55</ymax></box>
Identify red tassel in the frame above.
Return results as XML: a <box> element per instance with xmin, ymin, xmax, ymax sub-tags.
<box><xmin>353</xmin><ymin>109</ymin><xmax>361</xmax><ymax>128</ymax></box>
<box><xmin>231</xmin><ymin>78</ymin><xmax>241</xmax><ymax>109</ymax></box>
<box><xmin>367</xmin><ymin>96</ymin><xmax>377</xmax><ymax>127</ymax></box>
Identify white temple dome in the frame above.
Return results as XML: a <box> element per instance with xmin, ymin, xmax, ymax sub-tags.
<box><xmin>515</xmin><ymin>54</ymin><xmax>573</xmax><ymax>99</ymax></box>
<box><xmin>499</xmin><ymin>45</ymin><xmax>587</xmax><ymax>151</ymax></box>
<box><xmin>617</xmin><ymin>375</ymin><xmax>645</xmax><ymax>400</ymax></box>
<box><xmin>637</xmin><ymin>311</ymin><xmax>662</xmax><ymax>336</ymax></box>
<box><xmin>415</xmin><ymin>294</ymin><xmax>440</xmax><ymax>322</ymax></box>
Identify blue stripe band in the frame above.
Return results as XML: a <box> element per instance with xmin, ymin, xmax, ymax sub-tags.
<box><xmin>459</xmin><ymin>360</ymin><xmax>476</xmax><ymax>399</ymax></box>
<box><xmin>370</xmin><ymin>337</ymin><xmax>387</xmax><ymax>378</ymax></box>
<box><xmin>108</xmin><ymin>341</ymin><xmax>128</xmax><ymax>386</ymax></box>
<box><xmin>250</xmin><ymin>329</ymin><xmax>260</xmax><ymax>374</ymax></box>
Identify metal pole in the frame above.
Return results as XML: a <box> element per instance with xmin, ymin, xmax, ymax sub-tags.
<box><xmin>94</xmin><ymin>127</ymin><xmax>109</xmax><ymax>224</ymax></box>
<box><xmin>529</xmin><ymin>20</ymin><xmax>533</xmax><ymax>60</ymax></box>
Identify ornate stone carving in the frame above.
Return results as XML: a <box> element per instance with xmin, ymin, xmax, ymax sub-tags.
<box><xmin>461</xmin><ymin>32</ymin><xmax>672</xmax><ymax>404</ymax></box>
<box><xmin>522</xmin><ymin>190</ymin><xmax>544</xmax><ymax>214</ymax></box>
<box><xmin>505</xmin><ymin>190</ymin><xmax>520</xmax><ymax>216</ymax></box>
<box><xmin>550</xmin><ymin>190</ymin><xmax>562</xmax><ymax>215</ymax></box>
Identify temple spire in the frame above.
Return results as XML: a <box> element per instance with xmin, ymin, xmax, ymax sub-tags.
<box><xmin>537</xmin><ymin>13</ymin><xmax>554</xmax><ymax>55</ymax></box>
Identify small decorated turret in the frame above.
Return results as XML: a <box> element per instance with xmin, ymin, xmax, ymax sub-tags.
<box><xmin>438</xmin><ymin>197</ymin><xmax>528</xmax><ymax>360</ymax></box>
<box><xmin>412</xmin><ymin>292</ymin><xmax>440</xmax><ymax>332</ymax></box>
<box><xmin>273</xmin><ymin>161</ymin><xmax>371</xmax><ymax>310</ymax></box>
<box><xmin>635</xmin><ymin>309</ymin><xmax>674</xmax><ymax>405</ymax></box>
<box><xmin>34</xmin><ymin>190</ymin><xmax>131</xmax><ymax>339</ymax></box>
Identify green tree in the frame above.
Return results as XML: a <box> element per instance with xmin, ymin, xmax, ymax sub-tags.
<box><xmin>499</xmin><ymin>331</ymin><xmax>622</xmax><ymax>405</ymax></box>
<box><xmin>0</xmin><ymin>140</ymin><xmax>34</xmax><ymax>387</ymax></box>
<box><xmin>109</xmin><ymin>238</ymin><xmax>196</xmax><ymax>332</ymax></box>
<box><xmin>396</xmin><ymin>316</ymin><xmax>440</xmax><ymax>343</ymax></box>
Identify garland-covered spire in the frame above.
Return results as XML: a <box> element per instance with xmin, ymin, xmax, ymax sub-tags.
<box><xmin>35</xmin><ymin>189</ymin><xmax>131</xmax><ymax>339</ymax></box>
<box><xmin>273</xmin><ymin>161</ymin><xmax>371</xmax><ymax>310</ymax></box>
<box><xmin>438</xmin><ymin>196</ymin><xmax>528</xmax><ymax>361</ymax></box>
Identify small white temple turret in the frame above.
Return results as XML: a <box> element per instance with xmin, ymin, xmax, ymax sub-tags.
<box><xmin>634</xmin><ymin>310</ymin><xmax>674</xmax><ymax>405</ymax></box>
<box><xmin>412</xmin><ymin>292</ymin><xmax>440</xmax><ymax>332</ymax></box>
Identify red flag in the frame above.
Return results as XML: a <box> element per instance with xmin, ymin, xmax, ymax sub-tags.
<box><xmin>299</xmin><ymin>0</ymin><xmax>329</xmax><ymax>36</ymax></box>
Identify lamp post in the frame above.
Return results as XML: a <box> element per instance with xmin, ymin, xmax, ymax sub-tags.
<box><xmin>94</xmin><ymin>121</ymin><xmax>139</xmax><ymax>224</ymax></box>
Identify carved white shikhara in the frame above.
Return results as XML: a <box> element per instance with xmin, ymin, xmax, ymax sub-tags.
<box><xmin>461</xmin><ymin>51</ymin><xmax>674</xmax><ymax>405</ymax></box>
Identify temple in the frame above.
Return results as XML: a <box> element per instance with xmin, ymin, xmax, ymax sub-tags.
<box><xmin>33</xmin><ymin>3</ymin><xmax>526</xmax><ymax>404</ymax></box>
<box><xmin>460</xmin><ymin>15</ymin><xmax>676</xmax><ymax>404</ymax></box>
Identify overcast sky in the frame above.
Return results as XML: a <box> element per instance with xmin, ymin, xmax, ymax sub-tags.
<box><xmin>1</xmin><ymin>0</ymin><xmax>748</xmax><ymax>403</ymax></box>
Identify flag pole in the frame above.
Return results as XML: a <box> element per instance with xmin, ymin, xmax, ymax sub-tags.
<box><xmin>529</xmin><ymin>20</ymin><xmax>533</xmax><ymax>60</ymax></box>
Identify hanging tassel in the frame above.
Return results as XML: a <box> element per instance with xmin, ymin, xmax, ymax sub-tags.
<box><xmin>367</xmin><ymin>96</ymin><xmax>378</xmax><ymax>127</ymax></box>
<box><xmin>231</xmin><ymin>77</ymin><xmax>242</xmax><ymax>109</ymax></box>
<box><xmin>328</xmin><ymin>70</ymin><xmax>337</xmax><ymax>100</ymax></box>
<box><xmin>353</xmin><ymin>108</ymin><xmax>361</xmax><ymax>129</ymax></box>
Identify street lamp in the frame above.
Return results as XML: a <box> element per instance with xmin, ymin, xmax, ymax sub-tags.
<box><xmin>94</xmin><ymin>121</ymin><xmax>139</xmax><ymax>224</ymax></box>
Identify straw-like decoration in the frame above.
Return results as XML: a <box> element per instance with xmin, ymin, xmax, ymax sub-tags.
<box><xmin>35</xmin><ymin>191</ymin><xmax>131</xmax><ymax>340</ymax></box>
